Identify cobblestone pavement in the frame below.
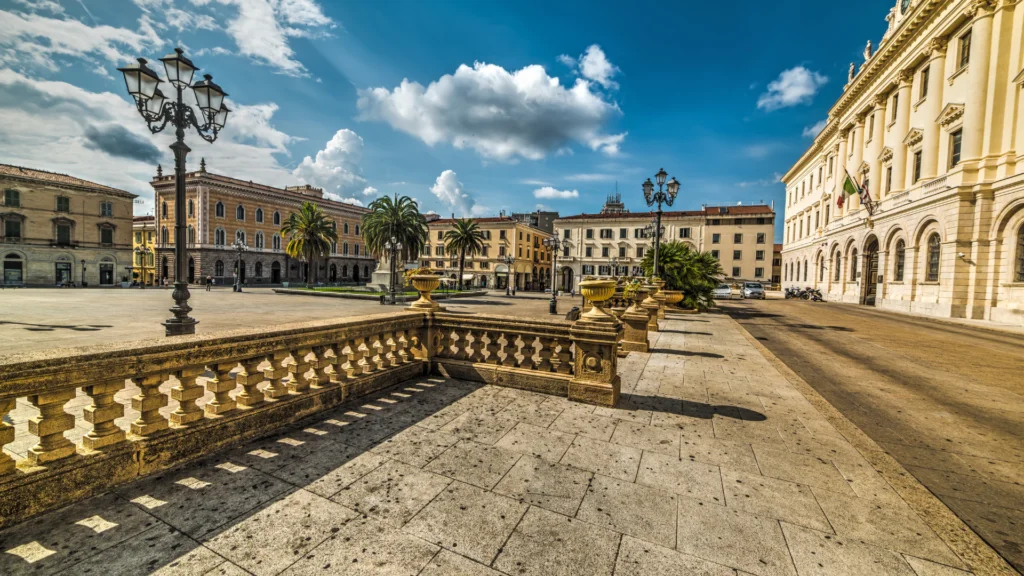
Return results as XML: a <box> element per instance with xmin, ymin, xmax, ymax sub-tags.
<box><xmin>0</xmin><ymin>288</ymin><xmax>576</xmax><ymax>355</ymax></box>
<box><xmin>1</xmin><ymin>315</ymin><xmax>998</xmax><ymax>576</ymax></box>
<box><xmin>721</xmin><ymin>299</ymin><xmax>1024</xmax><ymax>574</ymax></box>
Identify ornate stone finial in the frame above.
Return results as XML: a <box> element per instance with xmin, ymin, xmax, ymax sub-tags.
<box><xmin>200</xmin><ymin>157</ymin><xmax>207</xmax><ymax>172</ymax></box>
<box><xmin>848</xmin><ymin>62</ymin><xmax>856</xmax><ymax>83</ymax></box>
<box><xmin>156</xmin><ymin>164</ymin><xmax>163</xmax><ymax>178</ymax></box>
<box><xmin>864</xmin><ymin>40</ymin><xmax>873</xmax><ymax>62</ymax></box>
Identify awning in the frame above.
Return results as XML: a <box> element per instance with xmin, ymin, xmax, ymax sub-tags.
<box><xmin>462</xmin><ymin>274</ymin><xmax>473</xmax><ymax>281</ymax></box>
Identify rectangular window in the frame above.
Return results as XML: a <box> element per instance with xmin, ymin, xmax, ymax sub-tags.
<box><xmin>56</xmin><ymin>196</ymin><xmax>70</xmax><ymax>212</ymax></box>
<box><xmin>135</xmin><ymin>232</ymin><xmax>142</xmax><ymax>243</ymax></box>
<box><xmin>437</xmin><ymin>231</ymin><xmax>443</xmax><ymax>240</ymax></box>
<box><xmin>828</xmin><ymin>156</ymin><xmax>834</xmax><ymax>177</ymax></box>
<box><xmin>499</xmin><ymin>246</ymin><xmax>506</xmax><ymax>256</ymax></box>
<box><xmin>733</xmin><ymin>250</ymin><xmax>742</xmax><ymax>260</ymax></box>
<box><xmin>4</xmin><ymin>219</ymin><xmax>21</xmax><ymax>239</ymax></box>
<box><xmin>563</xmin><ymin>246</ymin><xmax>569</xmax><ymax>257</ymax></box>
<box><xmin>680</xmin><ymin>227</ymin><xmax>690</xmax><ymax>239</ymax></box>
<box><xmin>712</xmin><ymin>233</ymin><xmax>720</xmax><ymax>244</ymax></box>
<box><xmin>619</xmin><ymin>228</ymin><xmax>627</xmax><ymax>239</ymax></box>
<box><xmin>868</xmin><ymin>114</ymin><xmax>875</xmax><ymax>137</ymax></box>
<box><xmin>711</xmin><ymin>250</ymin><xmax>719</xmax><ymax>259</ymax></box>
<box><xmin>920</xmin><ymin>66</ymin><xmax>930</xmax><ymax>99</ymax></box>
<box><xmin>3</xmin><ymin>189</ymin><xmax>19</xmax><ymax>207</ymax></box>
<box><xmin>636</xmin><ymin>247</ymin><xmax>644</xmax><ymax>258</ymax></box>
<box><xmin>734</xmin><ymin>233</ymin><xmax>742</xmax><ymax>243</ymax></box>
<box><xmin>891</xmin><ymin>94</ymin><xmax>898</xmax><ymax>122</ymax></box>
<box><xmin>756</xmin><ymin>232</ymin><xmax>766</xmax><ymax>244</ymax></box>
<box><xmin>582</xmin><ymin>265</ymin><xmax>594</xmax><ymax>275</ymax></box>
<box><xmin>950</xmin><ymin>129</ymin><xmax>963</xmax><ymax>168</ymax></box>
<box><xmin>913</xmin><ymin>151</ymin><xmax>923</xmax><ymax>183</ymax></box>
<box><xmin>732</xmin><ymin>267</ymin><xmax>741</xmax><ymax>278</ymax></box>
<box><xmin>585</xmin><ymin>229</ymin><xmax>593</xmax><ymax>239</ymax></box>
<box><xmin>585</xmin><ymin>247</ymin><xmax>592</xmax><ymax>257</ymax></box>
<box><xmin>100</xmin><ymin>202</ymin><xmax>113</xmax><ymax>217</ymax></box>
<box><xmin>885</xmin><ymin>166</ymin><xmax>893</xmax><ymax>193</ymax></box>
<box><xmin>755</xmin><ymin>250</ymin><xmax>765</xmax><ymax>261</ymax></box>
<box><xmin>598</xmin><ymin>265</ymin><xmax>610</xmax><ymax>276</ymax></box>
<box><xmin>56</xmin><ymin>224</ymin><xmax>71</xmax><ymax>245</ymax></box>
<box><xmin>482</xmin><ymin>246</ymin><xmax>489</xmax><ymax>257</ymax></box>
<box><xmin>618</xmin><ymin>246</ymin><xmax>626</xmax><ymax>257</ymax></box>
<box><xmin>959</xmin><ymin>29</ymin><xmax>972</xmax><ymax>69</ymax></box>
<box><xmin>601</xmin><ymin>247</ymin><xmax>609</xmax><ymax>257</ymax></box>
<box><xmin>101</xmin><ymin>227</ymin><xmax>113</xmax><ymax>245</ymax></box>
<box><xmin>755</xmin><ymin>267</ymin><xmax>764</xmax><ymax>278</ymax></box>
<box><xmin>500</xmin><ymin>230</ymin><xmax>507</xmax><ymax>240</ymax></box>
<box><xmin>435</xmin><ymin>261</ymin><xmax>443</xmax><ymax>268</ymax></box>
<box><xmin>599</xmin><ymin>229</ymin><xmax>612</xmax><ymax>239</ymax></box>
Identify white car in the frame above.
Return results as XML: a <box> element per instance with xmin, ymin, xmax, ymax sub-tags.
<box><xmin>713</xmin><ymin>283</ymin><xmax>734</xmax><ymax>300</ymax></box>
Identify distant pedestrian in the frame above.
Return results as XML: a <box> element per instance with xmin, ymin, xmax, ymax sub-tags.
<box><xmin>205</xmin><ymin>275</ymin><xmax>212</xmax><ymax>291</ymax></box>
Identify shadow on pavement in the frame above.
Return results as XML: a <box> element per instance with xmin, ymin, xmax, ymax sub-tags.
<box><xmin>623</xmin><ymin>393</ymin><xmax>766</xmax><ymax>421</ymax></box>
<box><xmin>649</xmin><ymin>348</ymin><xmax>724</xmax><ymax>359</ymax></box>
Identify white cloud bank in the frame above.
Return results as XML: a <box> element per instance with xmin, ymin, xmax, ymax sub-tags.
<box><xmin>292</xmin><ymin>128</ymin><xmax>369</xmax><ymax>198</ymax></box>
<box><xmin>757</xmin><ymin>66</ymin><xmax>828</xmax><ymax>111</ymax></box>
<box><xmin>803</xmin><ymin>118</ymin><xmax>828</xmax><ymax>138</ymax></box>
<box><xmin>533</xmin><ymin>186</ymin><xmax>579</xmax><ymax>200</ymax></box>
<box><xmin>357</xmin><ymin>55</ymin><xmax>626</xmax><ymax>161</ymax></box>
<box><xmin>559</xmin><ymin>44</ymin><xmax>620</xmax><ymax>90</ymax></box>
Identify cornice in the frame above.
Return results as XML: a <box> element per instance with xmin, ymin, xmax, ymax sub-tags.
<box><xmin>904</xmin><ymin>128</ymin><xmax>925</xmax><ymax>146</ymax></box>
<box><xmin>879</xmin><ymin>147</ymin><xmax>894</xmax><ymax>163</ymax></box>
<box><xmin>937</xmin><ymin>102</ymin><xmax>965</xmax><ymax>126</ymax></box>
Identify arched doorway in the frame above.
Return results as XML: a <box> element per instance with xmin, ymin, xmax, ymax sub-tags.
<box><xmin>561</xmin><ymin>267</ymin><xmax>574</xmax><ymax>292</ymax></box>
<box><xmin>353</xmin><ymin>265</ymin><xmax>360</xmax><ymax>283</ymax></box>
<box><xmin>330</xmin><ymin>263</ymin><xmax>337</xmax><ymax>282</ymax></box>
<box><xmin>3</xmin><ymin>253</ymin><xmax>24</xmax><ymax>285</ymax></box>
<box><xmin>271</xmin><ymin>261</ymin><xmax>281</xmax><ymax>283</ymax></box>
<box><xmin>161</xmin><ymin>256</ymin><xmax>169</xmax><ymax>281</ymax></box>
<box><xmin>99</xmin><ymin>257</ymin><xmax>115</xmax><ymax>286</ymax></box>
<box><xmin>188</xmin><ymin>257</ymin><xmax>195</xmax><ymax>283</ymax></box>
<box><xmin>863</xmin><ymin>237</ymin><xmax>879</xmax><ymax>305</ymax></box>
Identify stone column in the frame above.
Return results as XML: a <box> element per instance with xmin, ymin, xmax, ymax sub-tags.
<box><xmin>961</xmin><ymin>2</ymin><xmax>995</xmax><ymax>165</ymax></box>
<box><xmin>834</xmin><ymin>136</ymin><xmax>847</xmax><ymax>217</ymax></box>
<box><xmin>569</xmin><ymin>316</ymin><xmax>622</xmax><ymax>407</ymax></box>
<box><xmin>867</xmin><ymin>96</ymin><xmax>886</xmax><ymax>202</ymax></box>
<box><xmin>890</xmin><ymin>71</ymin><xmax>913</xmax><ymax>193</ymax></box>
<box><xmin>921</xmin><ymin>39</ymin><xmax>948</xmax><ymax>179</ymax></box>
<box><xmin>848</xmin><ymin>118</ymin><xmax>866</xmax><ymax>213</ymax></box>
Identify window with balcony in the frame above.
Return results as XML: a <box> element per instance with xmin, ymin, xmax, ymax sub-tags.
<box><xmin>3</xmin><ymin>189</ymin><xmax>19</xmax><ymax>207</ymax></box>
<box><xmin>618</xmin><ymin>246</ymin><xmax>626</xmax><ymax>258</ymax></box>
<box><xmin>949</xmin><ymin>129</ymin><xmax>962</xmax><ymax>168</ymax></box>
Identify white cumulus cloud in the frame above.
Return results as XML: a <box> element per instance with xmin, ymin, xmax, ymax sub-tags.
<box><xmin>357</xmin><ymin>59</ymin><xmax>626</xmax><ymax>161</ymax></box>
<box><xmin>802</xmin><ymin>118</ymin><xmax>828</xmax><ymax>138</ymax></box>
<box><xmin>430</xmin><ymin>170</ymin><xmax>479</xmax><ymax>216</ymax></box>
<box><xmin>533</xmin><ymin>186</ymin><xmax>579</xmax><ymax>200</ymax></box>
<box><xmin>362</xmin><ymin>186</ymin><xmax>378</xmax><ymax>196</ymax></box>
<box><xmin>559</xmin><ymin>45</ymin><xmax>620</xmax><ymax>90</ymax></box>
<box><xmin>291</xmin><ymin>128</ymin><xmax>369</xmax><ymax>197</ymax></box>
<box><xmin>757</xmin><ymin>66</ymin><xmax>828</xmax><ymax>111</ymax></box>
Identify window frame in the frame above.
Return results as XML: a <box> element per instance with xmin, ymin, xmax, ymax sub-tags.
<box><xmin>949</xmin><ymin>129</ymin><xmax>963</xmax><ymax>168</ymax></box>
<box><xmin>894</xmin><ymin>240</ymin><xmax>906</xmax><ymax>281</ymax></box>
<box><xmin>3</xmin><ymin>189</ymin><xmax>20</xmax><ymax>207</ymax></box>
<box><xmin>958</xmin><ymin>29</ymin><xmax>972</xmax><ymax>69</ymax></box>
<box><xmin>926</xmin><ymin>233</ymin><xmax>941</xmax><ymax>282</ymax></box>
<box><xmin>1015</xmin><ymin>225</ymin><xmax>1024</xmax><ymax>282</ymax></box>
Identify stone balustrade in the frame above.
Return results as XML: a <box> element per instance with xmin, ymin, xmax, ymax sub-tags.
<box><xmin>0</xmin><ymin>305</ymin><xmax>625</xmax><ymax>528</ymax></box>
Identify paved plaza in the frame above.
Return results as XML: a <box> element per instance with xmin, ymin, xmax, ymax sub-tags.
<box><xmin>0</xmin><ymin>314</ymin><xmax>1003</xmax><ymax>576</ymax></box>
<box><xmin>0</xmin><ymin>288</ymin><xmax>573</xmax><ymax>355</ymax></box>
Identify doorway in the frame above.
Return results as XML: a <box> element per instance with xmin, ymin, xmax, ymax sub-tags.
<box><xmin>55</xmin><ymin>262</ymin><xmax>72</xmax><ymax>285</ymax></box>
<box><xmin>353</xmin><ymin>265</ymin><xmax>360</xmax><ymax>283</ymax></box>
<box><xmin>99</xmin><ymin>262</ymin><xmax>114</xmax><ymax>285</ymax></box>
<box><xmin>271</xmin><ymin>261</ymin><xmax>281</xmax><ymax>283</ymax></box>
<box><xmin>864</xmin><ymin>237</ymin><xmax>879</xmax><ymax>306</ymax></box>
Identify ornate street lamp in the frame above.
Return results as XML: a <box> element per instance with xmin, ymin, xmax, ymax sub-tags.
<box><xmin>606</xmin><ymin>255</ymin><xmax>620</xmax><ymax>278</ymax></box>
<box><xmin>384</xmin><ymin>237</ymin><xmax>402</xmax><ymax>304</ymax></box>
<box><xmin>642</xmin><ymin>168</ymin><xmax>680</xmax><ymax>279</ymax></box>
<box><xmin>542</xmin><ymin>236</ymin><xmax>572</xmax><ymax>315</ymax></box>
<box><xmin>119</xmin><ymin>47</ymin><xmax>230</xmax><ymax>336</ymax></box>
<box><xmin>231</xmin><ymin>238</ymin><xmax>247</xmax><ymax>292</ymax></box>
<box><xmin>502</xmin><ymin>254</ymin><xmax>515</xmax><ymax>296</ymax></box>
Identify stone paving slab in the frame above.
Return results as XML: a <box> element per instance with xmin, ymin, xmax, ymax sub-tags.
<box><xmin>0</xmin><ymin>314</ymin><xmax>999</xmax><ymax>575</ymax></box>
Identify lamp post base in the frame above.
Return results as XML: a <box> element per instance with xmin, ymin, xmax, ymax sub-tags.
<box><xmin>164</xmin><ymin>281</ymin><xmax>198</xmax><ymax>336</ymax></box>
<box><xmin>549</xmin><ymin>297</ymin><xmax>558</xmax><ymax>315</ymax></box>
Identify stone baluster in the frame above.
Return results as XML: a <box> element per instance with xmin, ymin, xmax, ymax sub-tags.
<box><xmin>264</xmin><ymin>351</ymin><xmax>291</xmax><ymax>399</ymax></box>
<box><xmin>382</xmin><ymin>333</ymin><xmax>399</xmax><ymax>368</ymax></box>
<box><xmin>170</xmin><ymin>366</ymin><xmax>205</xmax><ymax>426</ymax></box>
<box><xmin>437</xmin><ymin>327</ymin><xmax>454</xmax><ymax>358</ymax></box>
<box><xmin>482</xmin><ymin>331</ymin><xmax>500</xmax><ymax>364</ymax></box>
<box><xmin>340</xmin><ymin>339</ymin><xmax>358</xmax><ymax>379</ymax></box>
<box><xmin>467</xmin><ymin>330</ymin><xmax>484</xmax><ymax>363</ymax></box>
<box><xmin>370</xmin><ymin>336</ymin><xmax>386</xmax><ymax>371</ymax></box>
<box><xmin>237</xmin><ymin>357</ymin><xmax>266</xmax><ymax>407</ymax></box>
<box><xmin>82</xmin><ymin>379</ymin><xmax>126</xmax><ymax>450</ymax></box>
<box><xmin>536</xmin><ymin>337</ymin><xmax>554</xmax><ymax>372</ymax></box>
<box><xmin>554</xmin><ymin>338</ymin><xmax>573</xmax><ymax>374</ymax></box>
<box><xmin>396</xmin><ymin>330</ymin><xmax>411</xmax><ymax>364</ymax></box>
<box><xmin>355</xmin><ymin>337</ymin><xmax>373</xmax><ymax>375</ymax></box>
<box><xmin>206</xmin><ymin>362</ymin><xmax>238</xmax><ymax>416</ymax></box>
<box><xmin>312</xmin><ymin>346</ymin><xmax>336</xmax><ymax>387</ymax></box>
<box><xmin>1</xmin><ymin>398</ymin><xmax>18</xmax><ymax>474</ymax></box>
<box><xmin>288</xmin><ymin>348</ymin><xmax>313</xmax><ymax>393</ymax></box>
<box><xmin>519</xmin><ymin>335</ymin><xmax>536</xmax><ymax>369</ymax></box>
<box><xmin>26</xmin><ymin>390</ymin><xmax>77</xmax><ymax>464</ymax></box>
<box><xmin>131</xmin><ymin>374</ymin><xmax>168</xmax><ymax>437</ymax></box>
<box><xmin>499</xmin><ymin>333</ymin><xmax>517</xmax><ymax>367</ymax></box>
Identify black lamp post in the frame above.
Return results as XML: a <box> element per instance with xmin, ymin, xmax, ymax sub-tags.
<box><xmin>606</xmin><ymin>255</ymin><xmax>619</xmax><ymax>279</ymax></box>
<box><xmin>502</xmin><ymin>254</ymin><xmax>514</xmax><ymax>296</ymax></box>
<box><xmin>232</xmin><ymin>239</ymin><xmax>247</xmax><ymax>292</ymax></box>
<box><xmin>80</xmin><ymin>259</ymin><xmax>86</xmax><ymax>287</ymax></box>
<box><xmin>119</xmin><ymin>47</ymin><xmax>230</xmax><ymax>336</ymax></box>
<box><xmin>642</xmin><ymin>168</ymin><xmax>680</xmax><ymax>279</ymax></box>
<box><xmin>542</xmin><ymin>236</ymin><xmax>571</xmax><ymax>314</ymax></box>
<box><xmin>385</xmin><ymin>237</ymin><xmax>402</xmax><ymax>304</ymax></box>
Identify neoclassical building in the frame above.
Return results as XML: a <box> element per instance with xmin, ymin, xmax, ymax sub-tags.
<box><xmin>1</xmin><ymin>164</ymin><xmax>136</xmax><ymax>287</ymax></box>
<box><xmin>151</xmin><ymin>162</ymin><xmax>375</xmax><ymax>285</ymax></box>
<box><xmin>554</xmin><ymin>202</ymin><xmax>775</xmax><ymax>290</ymax></box>
<box><xmin>421</xmin><ymin>216</ymin><xmax>553</xmax><ymax>290</ymax></box>
<box><xmin>782</xmin><ymin>0</ymin><xmax>1024</xmax><ymax>325</ymax></box>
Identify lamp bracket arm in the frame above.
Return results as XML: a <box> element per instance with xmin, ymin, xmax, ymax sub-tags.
<box><xmin>185</xmin><ymin>107</ymin><xmax>219</xmax><ymax>143</ymax></box>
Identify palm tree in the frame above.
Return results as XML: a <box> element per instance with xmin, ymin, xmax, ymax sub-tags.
<box><xmin>362</xmin><ymin>195</ymin><xmax>428</xmax><ymax>291</ymax></box>
<box><xmin>641</xmin><ymin>241</ymin><xmax>723</xmax><ymax>311</ymax></box>
<box><xmin>443</xmin><ymin>218</ymin><xmax>486</xmax><ymax>290</ymax></box>
<box><xmin>280</xmin><ymin>201</ymin><xmax>338</xmax><ymax>287</ymax></box>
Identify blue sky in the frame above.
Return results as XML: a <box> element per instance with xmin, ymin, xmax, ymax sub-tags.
<box><xmin>0</xmin><ymin>0</ymin><xmax>896</xmax><ymax>236</ymax></box>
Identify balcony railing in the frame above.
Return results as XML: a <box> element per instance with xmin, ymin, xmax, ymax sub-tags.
<box><xmin>0</xmin><ymin>305</ymin><xmax>624</xmax><ymax>528</ymax></box>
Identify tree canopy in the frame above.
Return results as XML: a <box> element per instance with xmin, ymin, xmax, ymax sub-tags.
<box><xmin>443</xmin><ymin>218</ymin><xmax>486</xmax><ymax>290</ymax></box>
<box><xmin>641</xmin><ymin>241</ymin><xmax>723</xmax><ymax>311</ymax></box>
<box><xmin>362</xmin><ymin>195</ymin><xmax>428</xmax><ymax>264</ymax></box>
<box><xmin>280</xmin><ymin>201</ymin><xmax>338</xmax><ymax>286</ymax></box>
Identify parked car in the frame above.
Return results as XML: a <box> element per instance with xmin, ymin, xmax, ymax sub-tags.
<box><xmin>713</xmin><ymin>283</ymin><xmax>736</xmax><ymax>300</ymax></box>
<box><xmin>742</xmin><ymin>282</ymin><xmax>766</xmax><ymax>299</ymax></box>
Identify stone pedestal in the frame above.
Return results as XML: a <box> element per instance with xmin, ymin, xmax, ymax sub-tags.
<box><xmin>654</xmin><ymin>292</ymin><xmax>667</xmax><ymax>320</ymax></box>
<box><xmin>620</xmin><ymin>303</ymin><xmax>650</xmax><ymax>353</ymax></box>
<box><xmin>569</xmin><ymin>316</ymin><xmax>622</xmax><ymax>407</ymax></box>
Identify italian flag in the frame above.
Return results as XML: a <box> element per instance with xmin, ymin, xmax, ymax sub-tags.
<box><xmin>838</xmin><ymin>169</ymin><xmax>860</xmax><ymax>208</ymax></box>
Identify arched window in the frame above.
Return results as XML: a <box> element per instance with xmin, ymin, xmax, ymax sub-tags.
<box><xmin>342</xmin><ymin>242</ymin><xmax>349</xmax><ymax>255</ymax></box>
<box><xmin>894</xmin><ymin>240</ymin><xmax>906</xmax><ymax>281</ymax></box>
<box><xmin>926</xmin><ymin>233</ymin><xmax>941</xmax><ymax>282</ymax></box>
<box><xmin>819</xmin><ymin>258</ymin><xmax>825</xmax><ymax>281</ymax></box>
<box><xmin>342</xmin><ymin>264</ymin><xmax>348</xmax><ymax>278</ymax></box>
<box><xmin>344</xmin><ymin>222</ymin><xmax>350</xmax><ymax>234</ymax></box>
<box><xmin>236</xmin><ymin>205</ymin><xmax>245</xmax><ymax>221</ymax></box>
<box><xmin>215</xmin><ymin>202</ymin><xmax>224</xmax><ymax>218</ymax></box>
<box><xmin>187</xmin><ymin>225</ymin><xmax>195</xmax><ymax>246</ymax></box>
<box><xmin>161</xmin><ymin>226</ymin><xmax>169</xmax><ymax>244</ymax></box>
<box><xmin>235</xmin><ymin>229</ymin><xmax>246</xmax><ymax>244</ymax></box>
<box><xmin>215</xmin><ymin>228</ymin><xmax>226</xmax><ymax>246</ymax></box>
<box><xmin>1016</xmin><ymin>225</ymin><xmax>1024</xmax><ymax>282</ymax></box>
<box><xmin>161</xmin><ymin>201</ymin><xmax>167</xmax><ymax>218</ymax></box>
<box><xmin>255</xmin><ymin>231</ymin><xmax>264</xmax><ymax>249</ymax></box>
<box><xmin>272</xmin><ymin>234</ymin><xmax>281</xmax><ymax>251</ymax></box>
<box><xmin>783</xmin><ymin>261</ymin><xmax>788</xmax><ymax>281</ymax></box>
<box><xmin>834</xmin><ymin>254</ymin><xmax>841</xmax><ymax>282</ymax></box>
<box><xmin>803</xmin><ymin>260</ymin><xmax>808</xmax><ymax>282</ymax></box>
<box><xmin>331</xmin><ymin>241</ymin><xmax>337</xmax><ymax>254</ymax></box>
<box><xmin>215</xmin><ymin>260</ymin><xmax>224</xmax><ymax>276</ymax></box>
<box><xmin>850</xmin><ymin>249</ymin><xmax>859</xmax><ymax>280</ymax></box>
<box><xmin>273</xmin><ymin>211</ymin><xmax>281</xmax><ymax>225</ymax></box>
<box><xmin>255</xmin><ymin>208</ymin><xmax>264</xmax><ymax>223</ymax></box>
<box><xmin>363</xmin><ymin>265</ymin><xmax>369</xmax><ymax>278</ymax></box>
<box><xmin>188</xmin><ymin>199</ymin><xmax>194</xmax><ymax>217</ymax></box>
<box><xmin>353</xmin><ymin>244</ymin><xmax>360</xmax><ymax>256</ymax></box>
<box><xmin>255</xmin><ymin>262</ymin><xmax>263</xmax><ymax>277</ymax></box>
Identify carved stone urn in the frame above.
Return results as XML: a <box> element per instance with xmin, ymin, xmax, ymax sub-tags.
<box><xmin>407</xmin><ymin>274</ymin><xmax>442</xmax><ymax>311</ymax></box>
<box><xmin>578</xmin><ymin>279</ymin><xmax>618</xmax><ymax>322</ymax></box>
<box><xmin>662</xmin><ymin>290</ymin><xmax>683</xmax><ymax>306</ymax></box>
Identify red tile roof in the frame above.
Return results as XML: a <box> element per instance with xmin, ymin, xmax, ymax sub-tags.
<box><xmin>554</xmin><ymin>205</ymin><xmax>774</xmax><ymax>222</ymax></box>
<box><xmin>429</xmin><ymin>216</ymin><xmax>517</xmax><ymax>225</ymax></box>
<box><xmin>0</xmin><ymin>164</ymin><xmax>135</xmax><ymax>198</ymax></box>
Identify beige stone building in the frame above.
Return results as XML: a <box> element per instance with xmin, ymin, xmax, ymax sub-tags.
<box><xmin>0</xmin><ymin>164</ymin><xmax>136</xmax><ymax>287</ymax></box>
<box><xmin>151</xmin><ymin>162</ymin><xmax>374</xmax><ymax>285</ymax></box>
<box><xmin>422</xmin><ymin>217</ymin><xmax>553</xmax><ymax>290</ymax></box>
<box><xmin>781</xmin><ymin>0</ymin><xmax>1024</xmax><ymax>325</ymax></box>
<box><xmin>132</xmin><ymin>215</ymin><xmax>156</xmax><ymax>286</ymax></box>
<box><xmin>553</xmin><ymin>202</ymin><xmax>775</xmax><ymax>291</ymax></box>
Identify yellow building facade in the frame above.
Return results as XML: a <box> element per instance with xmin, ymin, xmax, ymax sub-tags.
<box><xmin>422</xmin><ymin>217</ymin><xmax>553</xmax><ymax>290</ymax></box>
<box><xmin>132</xmin><ymin>215</ymin><xmax>156</xmax><ymax>286</ymax></box>
<box><xmin>782</xmin><ymin>0</ymin><xmax>1024</xmax><ymax>325</ymax></box>
<box><xmin>1</xmin><ymin>164</ymin><xmax>136</xmax><ymax>287</ymax></box>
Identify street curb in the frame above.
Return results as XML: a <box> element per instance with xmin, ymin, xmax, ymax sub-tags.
<box><xmin>271</xmin><ymin>288</ymin><xmax>487</xmax><ymax>301</ymax></box>
<box><xmin>725</xmin><ymin>315</ymin><xmax>1018</xmax><ymax>576</ymax></box>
